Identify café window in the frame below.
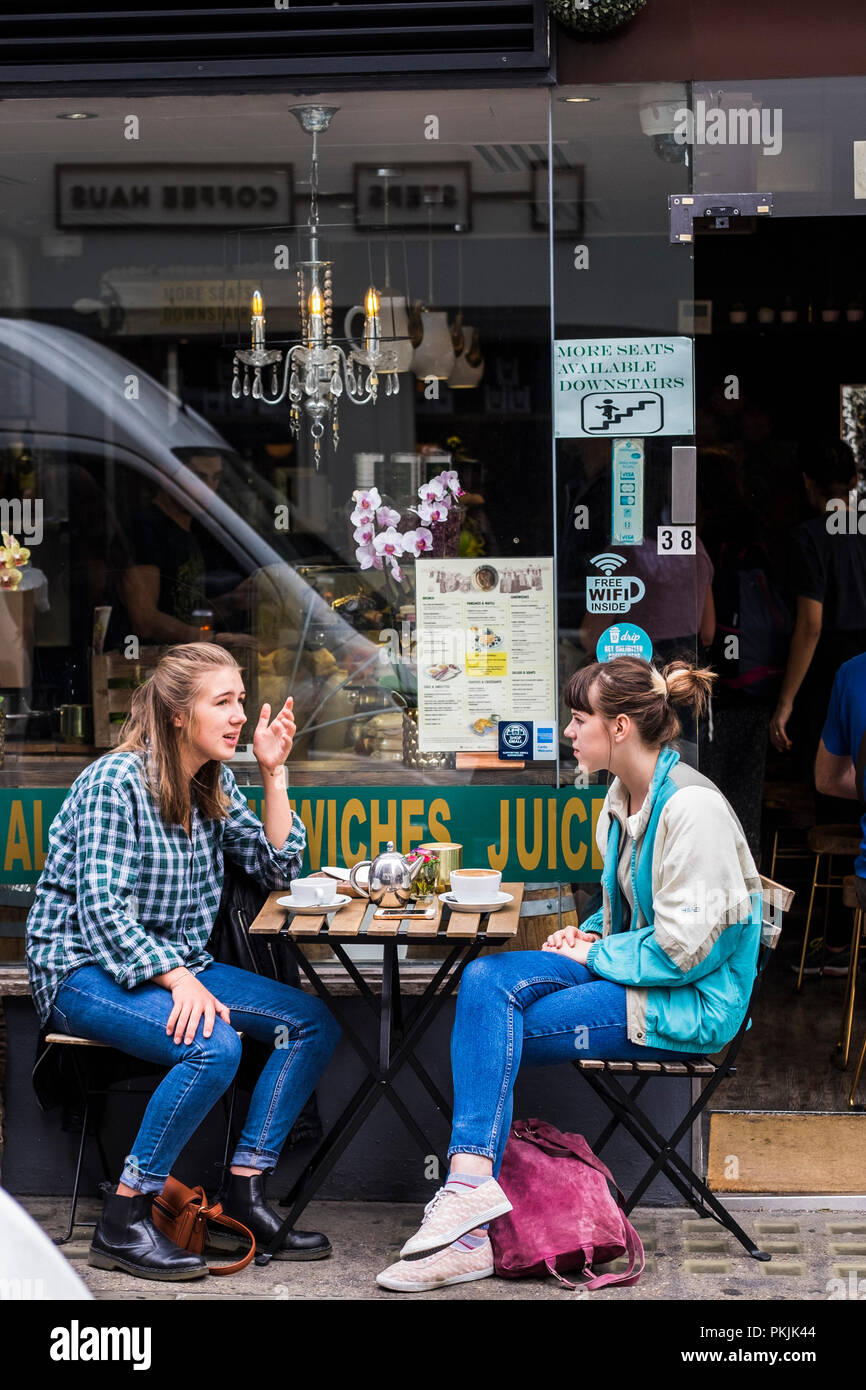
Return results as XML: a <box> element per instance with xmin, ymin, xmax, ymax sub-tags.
<box><xmin>0</xmin><ymin>87</ymin><xmax>557</xmax><ymax>800</ymax></box>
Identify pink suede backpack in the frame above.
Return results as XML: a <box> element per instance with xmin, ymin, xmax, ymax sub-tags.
<box><xmin>488</xmin><ymin>1118</ymin><xmax>645</xmax><ymax>1290</ymax></box>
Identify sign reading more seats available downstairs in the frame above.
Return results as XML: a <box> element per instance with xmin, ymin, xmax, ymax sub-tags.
<box><xmin>554</xmin><ymin>337</ymin><xmax>695</xmax><ymax>438</ymax></box>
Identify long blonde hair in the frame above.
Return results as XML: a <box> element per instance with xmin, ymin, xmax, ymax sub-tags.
<box><xmin>114</xmin><ymin>642</ymin><xmax>241</xmax><ymax>826</ymax></box>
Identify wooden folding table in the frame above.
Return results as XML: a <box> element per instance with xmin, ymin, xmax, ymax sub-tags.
<box><xmin>246</xmin><ymin>882</ymin><xmax>525</xmax><ymax>1263</ymax></box>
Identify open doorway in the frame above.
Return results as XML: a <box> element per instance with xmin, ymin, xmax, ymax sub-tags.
<box><xmin>693</xmin><ymin>214</ymin><xmax>866</xmax><ymax>1123</ymax></box>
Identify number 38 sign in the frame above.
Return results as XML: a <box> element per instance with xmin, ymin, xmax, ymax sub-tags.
<box><xmin>657</xmin><ymin>525</ymin><xmax>695</xmax><ymax>554</ymax></box>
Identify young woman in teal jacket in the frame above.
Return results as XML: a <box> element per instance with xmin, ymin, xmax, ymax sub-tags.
<box><xmin>377</xmin><ymin>656</ymin><xmax>763</xmax><ymax>1293</ymax></box>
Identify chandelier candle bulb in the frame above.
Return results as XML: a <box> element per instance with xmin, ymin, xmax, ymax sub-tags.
<box><xmin>250</xmin><ymin>290</ymin><xmax>265</xmax><ymax>350</ymax></box>
<box><xmin>364</xmin><ymin>287</ymin><xmax>381</xmax><ymax>353</ymax></box>
<box><xmin>308</xmin><ymin>284</ymin><xmax>324</xmax><ymax>342</ymax></box>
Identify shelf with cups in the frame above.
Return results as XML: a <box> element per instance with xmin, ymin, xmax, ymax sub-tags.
<box><xmin>0</xmin><ymin>750</ymin><xmax>104</xmax><ymax>784</ymax></box>
<box><xmin>3</xmin><ymin>743</ymin><xmax>101</xmax><ymax>756</ymax></box>
<box><xmin>0</xmin><ymin>754</ymin><xmax>559</xmax><ymax>790</ymax></box>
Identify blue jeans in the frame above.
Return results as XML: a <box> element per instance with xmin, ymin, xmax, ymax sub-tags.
<box><xmin>449</xmin><ymin>951</ymin><xmax>701</xmax><ymax>1178</ymax></box>
<box><xmin>50</xmin><ymin>962</ymin><xmax>341</xmax><ymax>1194</ymax></box>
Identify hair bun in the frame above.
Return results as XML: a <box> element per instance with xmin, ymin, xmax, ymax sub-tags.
<box><xmin>662</xmin><ymin>659</ymin><xmax>716</xmax><ymax>719</ymax></box>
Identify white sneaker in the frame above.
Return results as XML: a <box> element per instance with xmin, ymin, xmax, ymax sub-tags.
<box><xmin>400</xmin><ymin>1179</ymin><xmax>512</xmax><ymax>1258</ymax></box>
<box><xmin>377</xmin><ymin>1236</ymin><xmax>494</xmax><ymax>1292</ymax></box>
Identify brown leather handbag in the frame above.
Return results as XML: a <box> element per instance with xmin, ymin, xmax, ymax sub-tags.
<box><xmin>152</xmin><ymin>1176</ymin><xmax>256</xmax><ymax>1276</ymax></box>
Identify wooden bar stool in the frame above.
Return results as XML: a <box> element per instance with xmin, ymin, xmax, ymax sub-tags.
<box><xmin>850</xmin><ymin>1040</ymin><xmax>866</xmax><ymax>1108</ymax></box>
<box><xmin>835</xmin><ymin>877</ymin><xmax>866</xmax><ymax>1069</ymax></box>
<box><xmin>794</xmin><ymin>824</ymin><xmax>862</xmax><ymax>991</ymax></box>
<box><xmin>763</xmin><ymin>782</ymin><xmax>815</xmax><ymax>882</ymax></box>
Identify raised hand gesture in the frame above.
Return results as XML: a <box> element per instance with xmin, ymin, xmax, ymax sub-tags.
<box><xmin>253</xmin><ymin>696</ymin><xmax>295</xmax><ymax>773</ymax></box>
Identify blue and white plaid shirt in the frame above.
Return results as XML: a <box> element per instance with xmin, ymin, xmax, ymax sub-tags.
<box><xmin>25</xmin><ymin>750</ymin><xmax>306</xmax><ymax>1025</ymax></box>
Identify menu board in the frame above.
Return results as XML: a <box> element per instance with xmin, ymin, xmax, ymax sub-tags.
<box><xmin>415</xmin><ymin>557</ymin><xmax>556</xmax><ymax>753</ymax></box>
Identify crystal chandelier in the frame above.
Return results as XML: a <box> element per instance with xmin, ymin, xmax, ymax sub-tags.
<box><xmin>230</xmin><ymin>105</ymin><xmax>401</xmax><ymax>467</ymax></box>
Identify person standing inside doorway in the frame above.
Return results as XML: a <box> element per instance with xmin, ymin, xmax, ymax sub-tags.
<box><xmin>772</xmin><ymin>440</ymin><xmax>866</xmax><ymax>965</ymax></box>
<box><xmin>815</xmin><ymin>652</ymin><xmax>866</xmax><ymax>930</ymax></box>
<box><xmin>770</xmin><ymin>440</ymin><xmax>866</xmax><ymax>758</ymax></box>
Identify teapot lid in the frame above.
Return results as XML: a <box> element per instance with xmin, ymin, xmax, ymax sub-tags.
<box><xmin>371</xmin><ymin>840</ymin><xmax>406</xmax><ymax>866</ymax></box>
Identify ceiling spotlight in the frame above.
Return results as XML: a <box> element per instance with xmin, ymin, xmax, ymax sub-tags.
<box><xmin>57</xmin><ymin>112</ymin><xmax>98</xmax><ymax>120</ymax></box>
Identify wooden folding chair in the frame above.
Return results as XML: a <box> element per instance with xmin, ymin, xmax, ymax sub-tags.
<box><xmin>572</xmin><ymin>874</ymin><xmax>793</xmax><ymax>1262</ymax></box>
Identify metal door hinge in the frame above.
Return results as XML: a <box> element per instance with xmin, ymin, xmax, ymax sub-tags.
<box><xmin>669</xmin><ymin>192</ymin><xmax>773</xmax><ymax>243</ymax></box>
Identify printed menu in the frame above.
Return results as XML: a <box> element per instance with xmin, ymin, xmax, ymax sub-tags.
<box><xmin>415</xmin><ymin>557</ymin><xmax>556</xmax><ymax>752</ymax></box>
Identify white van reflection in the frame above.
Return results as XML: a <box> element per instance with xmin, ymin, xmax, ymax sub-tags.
<box><xmin>0</xmin><ymin>320</ymin><xmax>398</xmax><ymax>759</ymax></box>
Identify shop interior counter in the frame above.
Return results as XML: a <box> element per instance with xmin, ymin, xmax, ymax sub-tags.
<box><xmin>0</xmin><ymin>752</ymin><xmax>563</xmax><ymax>789</ymax></box>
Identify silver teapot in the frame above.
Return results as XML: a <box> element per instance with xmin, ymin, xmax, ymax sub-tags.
<box><xmin>349</xmin><ymin>841</ymin><xmax>425</xmax><ymax>908</ymax></box>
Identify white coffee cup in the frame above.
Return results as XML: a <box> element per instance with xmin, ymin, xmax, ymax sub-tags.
<box><xmin>292</xmin><ymin>877</ymin><xmax>337</xmax><ymax>906</ymax></box>
<box><xmin>449</xmin><ymin>868</ymin><xmax>502</xmax><ymax>903</ymax></box>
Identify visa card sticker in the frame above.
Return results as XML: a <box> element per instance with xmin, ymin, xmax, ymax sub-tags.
<box><xmin>611</xmin><ymin>439</ymin><xmax>644</xmax><ymax>546</ymax></box>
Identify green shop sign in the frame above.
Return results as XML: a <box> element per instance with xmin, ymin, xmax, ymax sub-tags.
<box><xmin>0</xmin><ymin>786</ymin><xmax>607</xmax><ymax>885</ymax></box>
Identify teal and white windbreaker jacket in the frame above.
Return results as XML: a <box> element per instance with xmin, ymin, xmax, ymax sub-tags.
<box><xmin>584</xmin><ymin>745</ymin><xmax>763</xmax><ymax>1054</ymax></box>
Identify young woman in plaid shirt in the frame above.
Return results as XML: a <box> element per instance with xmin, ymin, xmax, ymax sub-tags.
<box><xmin>26</xmin><ymin>643</ymin><xmax>340</xmax><ymax>1281</ymax></box>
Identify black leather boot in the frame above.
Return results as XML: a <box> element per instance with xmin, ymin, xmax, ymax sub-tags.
<box><xmin>89</xmin><ymin>1189</ymin><xmax>208</xmax><ymax>1281</ymax></box>
<box><xmin>218</xmin><ymin>1172</ymin><xmax>332</xmax><ymax>1261</ymax></box>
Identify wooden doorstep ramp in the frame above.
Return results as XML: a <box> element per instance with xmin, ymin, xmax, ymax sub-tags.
<box><xmin>708</xmin><ymin>1112</ymin><xmax>866</xmax><ymax>1194</ymax></box>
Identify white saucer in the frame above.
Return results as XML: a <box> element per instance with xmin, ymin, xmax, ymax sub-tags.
<box><xmin>438</xmin><ymin>891</ymin><xmax>513</xmax><ymax>914</ymax></box>
<box><xmin>277</xmin><ymin>893</ymin><xmax>351</xmax><ymax>915</ymax></box>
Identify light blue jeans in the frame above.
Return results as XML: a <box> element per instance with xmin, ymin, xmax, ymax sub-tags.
<box><xmin>448</xmin><ymin>951</ymin><xmax>701</xmax><ymax>1178</ymax></box>
<box><xmin>50</xmin><ymin>962</ymin><xmax>341</xmax><ymax>1194</ymax></box>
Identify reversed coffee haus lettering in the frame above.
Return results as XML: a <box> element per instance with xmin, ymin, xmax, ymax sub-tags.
<box><xmin>57</xmin><ymin>165</ymin><xmax>293</xmax><ymax>229</ymax></box>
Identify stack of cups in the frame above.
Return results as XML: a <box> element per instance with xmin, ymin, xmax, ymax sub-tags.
<box><xmin>421</xmin><ymin>450</ymin><xmax>452</xmax><ymax>482</ymax></box>
<box><xmin>354</xmin><ymin>452</ymin><xmax>383</xmax><ymax>491</ymax></box>
<box><xmin>388</xmin><ymin>451</ymin><xmax>421</xmax><ymax>499</ymax></box>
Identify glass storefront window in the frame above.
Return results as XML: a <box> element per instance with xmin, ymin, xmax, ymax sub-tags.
<box><xmin>0</xmin><ymin>86</ymin><xmax>589</xmax><ymax>935</ymax></box>
<box><xmin>551</xmin><ymin>82</ymin><xmax>702</xmax><ymax>922</ymax></box>
<box><xmin>552</xmin><ymin>82</ymin><xmax>699</xmax><ymax>758</ymax></box>
<box><xmin>692</xmin><ymin>76</ymin><xmax>866</xmax><ymax>217</ymax></box>
<box><xmin>0</xmin><ymin>89</ymin><xmax>553</xmax><ymax>798</ymax></box>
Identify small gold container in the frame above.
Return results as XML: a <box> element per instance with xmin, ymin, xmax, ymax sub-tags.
<box><xmin>418</xmin><ymin>842</ymin><xmax>462</xmax><ymax>893</ymax></box>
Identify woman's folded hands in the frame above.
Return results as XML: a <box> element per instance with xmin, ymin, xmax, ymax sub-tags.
<box><xmin>541</xmin><ymin>924</ymin><xmax>601</xmax><ymax>962</ymax></box>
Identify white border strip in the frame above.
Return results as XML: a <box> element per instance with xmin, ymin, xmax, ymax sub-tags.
<box><xmin>719</xmin><ymin>1194</ymin><xmax>866</xmax><ymax>1210</ymax></box>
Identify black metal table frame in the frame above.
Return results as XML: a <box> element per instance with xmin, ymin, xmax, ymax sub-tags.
<box><xmin>253</xmin><ymin>911</ymin><xmax>504</xmax><ymax>1265</ymax></box>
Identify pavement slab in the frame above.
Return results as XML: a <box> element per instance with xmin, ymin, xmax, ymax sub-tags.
<box><xmin>15</xmin><ymin>1196</ymin><xmax>866</xmax><ymax>1301</ymax></box>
